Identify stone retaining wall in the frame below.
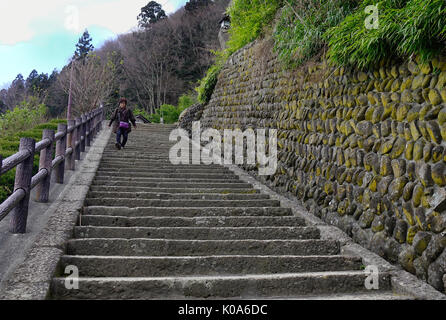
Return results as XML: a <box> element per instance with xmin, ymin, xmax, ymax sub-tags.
<box><xmin>199</xmin><ymin>39</ymin><xmax>446</xmax><ymax>293</ymax></box>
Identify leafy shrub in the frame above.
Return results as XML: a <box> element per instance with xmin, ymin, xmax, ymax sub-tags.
<box><xmin>133</xmin><ymin>107</ymin><xmax>151</xmax><ymax>120</ymax></box>
<box><xmin>0</xmin><ymin>96</ymin><xmax>48</xmax><ymax>138</ymax></box>
<box><xmin>397</xmin><ymin>0</ymin><xmax>446</xmax><ymax>61</ymax></box>
<box><xmin>0</xmin><ymin>118</ymin><xmax>67</xmax><ymax>204</ymax></box>
<box><xmin>325</xmin><ymin>0</ymin><xmax>446</xmax><ymax>69</ymax></box>
<box><xmin>177</xmin><ymin>94</ymin><xmax>197</xmax><ymax>110</ymax></box>
<box><xmin>149</xmin><ymin>104</ymin><xmax>189</xmax><ymax>124</ymax></box>
<box><xmin>197</xmin><ymin>62</ymin><xmax>224</xmax><ymax>104</ymax></box>
<box><xmin>273</xmin><ymin>0</ymin><xmax>357</xmax><ymax>69</ymax></box>
<box><xmin>133</xmin><ymin>94</ymin><xmax>196</xmax><ymax>123</ymax></box>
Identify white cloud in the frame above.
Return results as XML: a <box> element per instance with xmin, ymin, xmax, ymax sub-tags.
<box><xmin>0</xmin><ymin>0</ymin><xmax>183</xmax><ymax>45</ymax></box>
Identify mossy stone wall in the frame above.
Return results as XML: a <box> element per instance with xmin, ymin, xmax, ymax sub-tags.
<box><xmin>200</xmin><ymin>39</ymin><xmax>446</xmax><ymax>293</ymax></box>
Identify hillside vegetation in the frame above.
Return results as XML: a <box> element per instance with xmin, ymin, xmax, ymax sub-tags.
<box><xmin>197</xmin><ymin>0</ymin><xmax>446</xmax><ymax>102</ymax></box>
<box><xmin>0</xmin><ymin>0</ymin><xmax>229</xmax><ymax>123</ymax></box>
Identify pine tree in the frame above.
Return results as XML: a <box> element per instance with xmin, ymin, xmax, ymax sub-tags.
<box><xmin>137</xmin><ymin>1</ymin><xmax>167</xmax><ymax>29</ymax></box>
<box><xmin>74</xmin><ymin>30</ymin><xmax>94</xmax><ymax>61</ymax></box>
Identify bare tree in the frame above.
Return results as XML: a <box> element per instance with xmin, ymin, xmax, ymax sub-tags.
<box><xmin>58</xmin><ymin>52</ymin><xmax>118</xmax><ymax>117</ymax></box>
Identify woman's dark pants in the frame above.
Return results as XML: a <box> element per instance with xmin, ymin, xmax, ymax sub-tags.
<box><xmin>116</xmin><ymin>128</ymin><xmax>129</xmax><ymax>147</ymax></box>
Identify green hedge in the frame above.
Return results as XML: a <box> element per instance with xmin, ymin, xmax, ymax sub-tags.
<box><xmin>0</xmin><ymin>118</ymin><xmax>67</xmax><ymax>203</ymax></box>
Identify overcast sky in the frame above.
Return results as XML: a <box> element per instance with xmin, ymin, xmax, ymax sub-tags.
<box><xmin>0</xmin><ymin>0</ymin><xmax>186</xmax><ymax>89</ymax></box>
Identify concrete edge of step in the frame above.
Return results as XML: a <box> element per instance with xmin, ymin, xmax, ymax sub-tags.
<box><xmin>223</xmin><ymin>162</ymin><xmax>446</xmax><ymax>300</ymax></box>
<box><xmin>0</xmin><ymin>122</ymin><xmax>112</xmax><ymax>301</ymax></box>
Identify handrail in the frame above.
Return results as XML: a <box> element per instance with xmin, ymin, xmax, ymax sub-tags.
<box><xmin>0</xmin><ymin>106</ymin><xmax>105</xmax><ymax>233</ymax></box>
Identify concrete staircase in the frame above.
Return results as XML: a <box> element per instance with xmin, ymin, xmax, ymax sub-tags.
<box><xmin>49</xmin><ymin>124</ymin><xmax>408</xmax><ymax>299</ymax></box>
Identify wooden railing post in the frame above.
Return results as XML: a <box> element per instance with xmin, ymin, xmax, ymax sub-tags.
<box><xmin>66</xmin><ymin>119</ymin><xmax>76</xmax><ymax>171</ymax></box>
<box><xmin>92</xmin><ymin>110</ymin><xmax>97</xmax><ymax>139</ymax></box>
<box><xmin>10</xmin><ymin>138</ymin><xmax>35</xmax><ymax>234</ymax></box>
<box><xmin>95</xmin><ymin>109</ymin><xmax>99</xmax><ymax>136</ymax></box>
<box><xmin>86</xmin><ymin>112</ymin><xmax>91</xmax><ymax>147</ymax></box>
<box><xmin>36</xmin><ymin>129</ymin><xmax>55</xmax><ymax>203</ymax></box>
<box><xmin>81</xmin><ymin>115</ymin><xmax>86</xmax><ymax>153</ymax></box>
<box><xmin>96</xmin><ymin>109</ymin><xmax>101</xmax><ymax>132</ymax></box>
<box><xmin>75</xmin><ymin>117</ymin><xmax>81</xmax><ymax>161</ymax></box>
<box><xmin>55</xmin><ymin>124</ymin><xmax>67</xmax><ymax>184</ymax></box>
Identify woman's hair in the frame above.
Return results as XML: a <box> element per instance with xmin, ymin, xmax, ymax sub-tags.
<box><xmin>119</xmin><ymin>98</ymin><xmax>128</xmax><ymax>106</ymax></box>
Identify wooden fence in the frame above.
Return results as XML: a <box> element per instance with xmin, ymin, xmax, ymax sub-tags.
<box><xmin>0</xmin><ymin>107</ymin><xmax>104</xmax><ymax>233</ymax></box>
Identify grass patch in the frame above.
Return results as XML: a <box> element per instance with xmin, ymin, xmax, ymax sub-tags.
<box><xmin>273</xmin><ymin>0</ymin><xmax>357</xmax><ymax>69</ymax></box>
<box><xmin>196</xmin><ymin>0</ymin><xmax>446</xmax><ymax>102</ymax></box>
<box><xmin>325</xmin><ymin>0</ymin><xmax>446</xmax><ymax>69</ymax></box>
<box><xmin>226</xmin><ymin>0</ymin><xmax>283</xmax><ymax>56</ymax></box>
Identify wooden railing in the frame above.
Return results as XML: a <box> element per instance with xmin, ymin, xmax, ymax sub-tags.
<box><xmin>0</xmin><ymin>107</ymin><xmax>104</xmax><ymax>233</ymax></box>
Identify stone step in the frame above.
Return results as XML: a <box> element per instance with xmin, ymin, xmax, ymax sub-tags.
<box><xmin>59</xmin><ymin>255</ymin><xmax>363</xmax><ymax>277</ymax></box>
<box><xmin>271</xmin><ymin>292</ymin><xmax>413</xmax><ymax>300</ymax></box>
<box><xmin>92</xmin><ymin>179</ymin><xmax>245</xmax><ymax>187</ymax></box>
<box><xmin>50</xmin><ymin>271</ymin><xmax>391</xmax><ymax>299</ymax></box>
<box><xmin>87</xmin><ymin>191</ymin><xmax>269</xmax><ymax>201</ymax></box>
<box><xmin>48</xmin><ymin>124</ymin><xmax>394</xmax><ymax>301</ymax></box>
<box><xmin>80</xmin><ymin>215</ymin><xmax>306</xmax><ymax>228</ymax></box>
<box><xmin>91</xmin><ymin>181</ymin><xmax>254</xmax><ymax>188</ymax></box>
<box><xmin>94</xmin><ymin>172</ymin><xmax>239</xmax><ymax>179</ymax></box>
<box><xmin>84</xmin><ymin>198</ymin><xmax>281</xmax><ymax>208</ymax></box>
<box><xmin>97</xmin><ymin>167</ymin><xmax>232</xmax><ymax>174</ymax></box>
<box><xmin>83</xmin><ymin>206</ymin><xmax>293</xmax><ymax>217</ymax></box>
<box><xmin>73</xmin><ymin>226</ymin><xmax>320</xmax><ymax>240</ymax></box>
<box><xmin>89</xmin><ymin>186</ymin><xmax>260</xmax><ymax>194</ymax></box>
<box><xmin>97</xmin><ymin>164</ymin><xmax>228</xmax><ymax>169</ymax></box>
<box><xmin>99</xmin><ymin>155</ymin><xmax>192</xmax><ymax>160</ymax></box>
<box><xmin>92</xmin><ymin>176</ymin><xmax>246</xmax><ymax>183</ymax></box>
<box><xmin>66</xmin><ymin>239</ymin><xmax>340</xmax><ymax>256</ymax></box>
<box><xmin>96</xmin><ymin>169</ymin><xmax>233</xmax><ymax>175</ymax></box>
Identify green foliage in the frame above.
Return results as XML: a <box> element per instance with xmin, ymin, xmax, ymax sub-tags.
<box><xmin>149</xmin><ymin>104</ymin><xmax>188</xmax><ymax>124</ymax></box>
<box><xmin>0</xmin><ymin>118</ymin><xmax>67</xmax><ymax>203</ymax></box>
<box><xmin>148</xmin><ymin>94</ymin><xmax>196</xmax><ymax>123</ymax></box>
<box><xmin>0</xmin><ymin>170</ymin><xmax>15</xmax><ymax>205</ymax></box>
<box><xmin>177</xmin><ymin>94</ymin><xmax>198</xmax><ymax>110</ymax></box>
<box><xmin>397</xmin><ymin>0</ymin><xmax>446</xmax><ymax>61</ymax></box>
<box><xmin>325</xmin><ymin>0</ymin><xmax>446</xmax><ymax>69</ymax></box>
<box><xmin>0</xmin><ymin>97</ymin><xmax>48</xmax><ymax>138</ymax></box>
<box><xmin>226</xmin><ymin>0</ymin><xmax>283</xmax><ymax>56</ymax></box>
<box><xmin>133</xmin><ymin>94</ymin><xmax>197</xmax><ymax>123</ymax></box>
<box><xmin>138</xmin><ymin>1</ymin><xmax>167</xmax><ymax>28</ymax></box>
<box><xmin>133</xmin><ymin>107</ymin><xmax>151</xmax><ymax>120</ymax></box>
<box><xmin>196</xmin><ymin>0</ymin><xmax>283</xmax><ymax>104</ymax></box>
<box><xmin>273</xmin><ymin>0</ymin><xmax>357</xmax><ymax>69</ymax></box>
<box><xmin>74</xmin><ymin>29</ymin><xmax>94</xmax><ymax>61</ymax></box>
<box><xmin>196</xmin><ymin>61</ymin><xmax>224</xmax><ymax>104</ymax></box>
